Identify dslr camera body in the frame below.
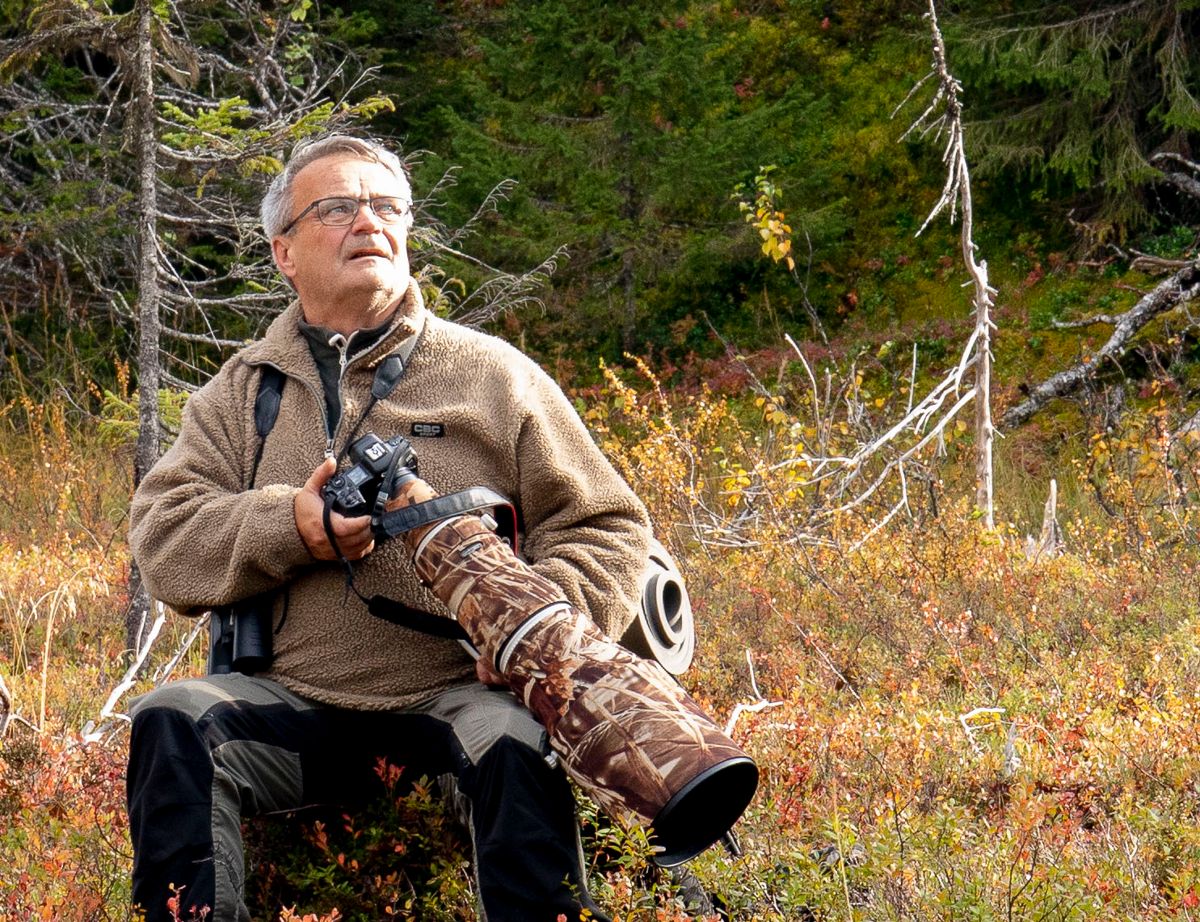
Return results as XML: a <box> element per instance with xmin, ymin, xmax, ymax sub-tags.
<box><xmin>321</xmin><ymin>432</ymin><xmax>417</xmax><ymax>517</ymax></box>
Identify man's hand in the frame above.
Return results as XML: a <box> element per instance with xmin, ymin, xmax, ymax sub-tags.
<box><xmin>475</xmin><ymin>656</ymin><xmax>507</xmax><ymax>687</ymax></box>
<box><xmin>295</xmin><ymin>458</ymin><xmax>376</xmax><ymax>561</ymax></box>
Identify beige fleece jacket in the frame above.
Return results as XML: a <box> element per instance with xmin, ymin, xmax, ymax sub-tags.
<box><xmin>129</xmin><ymin>280</ymin><xmax>651</xmax><ymax>710</ymax></box>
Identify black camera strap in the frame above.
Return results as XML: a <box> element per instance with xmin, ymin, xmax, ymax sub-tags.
<box><xmin>324</xmin><ymin>483</ymin><xmax>519</xmax><ymax>644</ymax></box>
<box><xmin>367</xmin><ymin>596</ymin><xmax>471</xmax><ymax>641</ymax></box>
<box><xmin>373</xmin><ymin>487</ymin><xmax>519</xmax><ymax>551</ymax></box>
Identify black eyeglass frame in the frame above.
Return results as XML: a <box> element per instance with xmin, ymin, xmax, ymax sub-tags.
<box><xmin>279</xmin><ymin>196</ymin><xmax>410</xmax><ymax>236</ymax></box>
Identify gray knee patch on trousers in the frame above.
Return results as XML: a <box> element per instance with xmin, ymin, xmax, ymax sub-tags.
<box><xmin>412</xmin><ymin>682</ymin><xmax>547</xmax><ymax>765</ymax></box>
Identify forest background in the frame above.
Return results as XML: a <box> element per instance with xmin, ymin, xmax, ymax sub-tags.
<box><xmin>2</xmin><ymin>0</ymin><xmax>1200</xmax><ymax>918</ymax></box>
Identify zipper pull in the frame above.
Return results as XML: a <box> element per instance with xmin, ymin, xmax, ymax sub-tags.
<box><xmin>328</xmin><ymin>332</ymin><xmax>350</xmax><ymax>377</ymax></box>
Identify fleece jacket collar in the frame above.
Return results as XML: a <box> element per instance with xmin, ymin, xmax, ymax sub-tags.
<box><xmin>238</xmin><ymin>277</ymin><xmax>428</xmax><ymax>389</ymax></box>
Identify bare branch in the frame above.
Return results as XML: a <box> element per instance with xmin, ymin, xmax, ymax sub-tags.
<box><xmin>895</xmin><ymin>0</ymin><xmax>996</xmax><ymax>526</ymax></box>
<box><xmin>1001</xmin><ymin>259</ymin><xmax>1200</xmax><ymax>429</ymax></box>
<box><xmin>81</xmin><ymin>601</ymin><xmax>167</xmax><ymax>745</ymax></box>
<box><xmin>1151</xmin><ymin>151</ymin><xmax>1200</xmax><ymax>200</ymax></box>
<box><xmin>724</xmin><ymin>650</ymin><xmax>784</xmax><ymax>736</ymax></box>
<box><xmin>1051</xmin><ymin>313</ymin><xmax>1122</xmax><ymax>330</ymax></box>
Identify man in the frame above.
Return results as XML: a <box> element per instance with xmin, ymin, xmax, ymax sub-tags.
<box><xmin>127</xmin><ymin>135</ymin><xmax>651</xmax><ymax>922</ymax></box>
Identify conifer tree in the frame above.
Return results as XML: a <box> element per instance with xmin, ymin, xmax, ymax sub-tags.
<box><xmin>363</xmin><ymin>0</ymin><xmax>850</xmax><ymax>351</ymax></box>
<box><xmin>949</xmin><ymin>0</ymin><xmax>1200</xmax><ymax>239</ymax></box>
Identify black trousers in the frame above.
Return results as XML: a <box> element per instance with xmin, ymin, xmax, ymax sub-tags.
<box><xmin>126</xmin><ymin>674</ymin><xmax>608</xmax><ymax>921</ymax></box>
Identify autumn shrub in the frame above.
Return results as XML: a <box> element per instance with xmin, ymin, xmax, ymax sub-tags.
<box><xmin>663</xmin><ymin>515</ymin><xmax>1200</xmax><ymax>919</ymax></box>
<box><xmin>243</xmin><ymin>757</ymin><xmax>724</xmax><ymax>921</ymax></box>
<box><xmin>0</xmin><ymin>732</ymin><xmax>132</xmax><ymax>921</ymax></box>
<box><xmin>585</xmin><ymin>358</ymin><xmax>1200</xmax><ymax>919</ymax></box>
<box><xmin>0</xmin><ymin>392</ymin><xmax>137</xmax><ymax>920</ymax></box>
<box><xmin>7</xmin><ymin>363</ymin><xmax>1200</xmax><ymax>921</ymax></box>
<box><xmin>243</xmin><ymin>759</ymin><xmax>477</xmax><ymax>920</ymax></box>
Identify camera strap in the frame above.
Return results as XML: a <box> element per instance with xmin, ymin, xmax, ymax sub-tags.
<box><xmin>366</xmin><ymin>596</ymin><xmax>471</xmax><ymax>642</ymax></box>
<box><xmin>319</xmin><ymin>484</ymin><xmax>482</xmax><ymax>647</ymax></box>
<box><xmin>324</xmin><ymin>484</ymin><xmax>518</xmax><ymax>644</ymax></box>
<box><xmin>373</xmin><ymin>487</ymin><xmax>519</xmax><ymax>553</ymax></box>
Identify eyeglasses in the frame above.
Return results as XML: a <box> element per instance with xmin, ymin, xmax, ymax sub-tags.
<box><xmin>280</xmin><ymin>196</ymin><xmax>410</xmax><ymax>235</ymax></box>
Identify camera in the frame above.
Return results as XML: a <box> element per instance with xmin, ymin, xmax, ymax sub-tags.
<box><xmin>322</xmin><ymin>433</ymin><xmax>417</xmax><ymax>516</ymax></box>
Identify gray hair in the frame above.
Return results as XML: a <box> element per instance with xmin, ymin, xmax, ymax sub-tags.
<box><xmin>260</xmin><ymin>135</ymin><xmax>414</xmax><ymax>238</ymax></box>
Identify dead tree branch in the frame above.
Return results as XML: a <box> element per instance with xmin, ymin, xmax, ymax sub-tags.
<box><xmin>81</xmin><ymin>601</ymin><xmax>170</xmax><ymax>744</ymax></box>
<box><xmin>1001</xmin><ymin>259</ymin><xmax>1200</xmax><ymax>429</ymax></box>
<box><xmin>1051</xmin><ymin>313</ymin><xmax>1122</xmax><ymax>330</ymax></box>
<box><xmin>1151</xmin><ymin>151</ymin><xmax>1200</xmax><ymax>201</ymax></box>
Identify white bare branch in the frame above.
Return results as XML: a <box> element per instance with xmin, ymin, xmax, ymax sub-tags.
<box><xmin>81</xmin><ymin>600</ymin><xmax>167</xmax><ymax>745</ymax></box>
<box><xmin>724</xmin><ymin>649</ymin><xmax>784</xmax><ymax>736</ymax></box>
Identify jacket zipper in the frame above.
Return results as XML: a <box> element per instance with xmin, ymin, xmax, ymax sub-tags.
<box><xmin>326</xmin><ymin>331</ymin><xmax>356</xmax><ymax>460</ymax></box>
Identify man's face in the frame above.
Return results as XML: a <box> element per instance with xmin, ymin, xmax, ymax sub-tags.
<box><xmin>271</xmin><ymin>154</ymin><xmax>411</xmax><ymax>320</ymax></box>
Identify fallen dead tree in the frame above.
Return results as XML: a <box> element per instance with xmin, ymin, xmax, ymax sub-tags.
<box><xmin>1000</xmin><ymin>259</ymin><xmax>1200</xmax><ymax>430</ymax></box>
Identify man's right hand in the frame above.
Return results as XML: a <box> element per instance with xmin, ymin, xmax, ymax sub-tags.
<box><xmin>295</xmin><ymin>457</ymin><xmax>375</xmax><ymax>561</ymax></box>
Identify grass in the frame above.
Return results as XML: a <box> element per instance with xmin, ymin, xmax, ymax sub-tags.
<box><xmin>2</xmin><ymin>359</ymin><xmax>1200</xmax><ymax>919</ymax></box>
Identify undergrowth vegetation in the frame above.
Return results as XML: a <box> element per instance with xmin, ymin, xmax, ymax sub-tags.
<box><xmin>2</xmin><ymin>341</ymin><xmax>1200</xmax><ymax>919</ymax></box>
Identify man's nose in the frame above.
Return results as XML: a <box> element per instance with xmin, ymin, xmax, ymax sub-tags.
<box><xmin>350</xmin><ymin>200</ymin><xmax>384</xmax><ymax>233</ymax></box>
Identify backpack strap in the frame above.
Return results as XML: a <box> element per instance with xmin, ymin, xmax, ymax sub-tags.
<box><xmin>250</xmin><ymin>365</ymin><xmax>287</xmax><ymax>487</ymax></box>
<box><xmin>210</xmin><ymin>364</ymin><xmax>287</xmax><ymax>675</ymax></box>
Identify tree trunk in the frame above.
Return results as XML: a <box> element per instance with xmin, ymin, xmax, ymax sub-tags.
<box><xmin>925</xmin><ymin>0</ymin><xmax>995</xmax><ymax>527</ymax></box>
<box><xmin>128</xmin><ymin>0</ymin><xmax>160</xmax><ymax>654</ymax></box>
<box><xmin>974</xmin><ymin>296</ymin><xmax>994</xmax><ymax>527</ymax></box>
<box><xmin>964</xmin><ymin>204</ymin><xmax>994</xmax><ymax>528</ymax></box>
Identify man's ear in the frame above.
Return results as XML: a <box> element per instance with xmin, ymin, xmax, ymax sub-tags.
<box><xmin>272</xmin><ymin>235</ymin><xmax>297</xmax><ymax>282</ymax></box>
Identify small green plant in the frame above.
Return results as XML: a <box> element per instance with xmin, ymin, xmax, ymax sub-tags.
<box><xmin>243</xmin><ymin>760</ymin><xmax>476</xmax><ymax>920</ymax></box>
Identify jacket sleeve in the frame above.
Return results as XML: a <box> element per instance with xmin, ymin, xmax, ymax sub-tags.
<box><xmin>128</xmin><ymin>362</ymin><xmax>314</xmax><ymax>613</ymax></box>
<box><xmin>513</xmin><ymin>364</ymin><xmax>651</xmax><ymax>639</ymax></box>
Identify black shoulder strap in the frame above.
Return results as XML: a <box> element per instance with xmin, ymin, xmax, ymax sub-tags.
<box><xmin>249</xmin><ymin>365</ymin><xmax>287</xmax><ymax>487</ymax></box>
<box><xmin>255</xmin><ymin>365</ymin><xmax>287</xmax><ymax>438</ymax></box>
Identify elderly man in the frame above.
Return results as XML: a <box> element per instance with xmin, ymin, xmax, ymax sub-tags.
<box><xmin>127</xmin><ymin>135</ymin><xmax>650</xmax><ymax>922</ymax></box>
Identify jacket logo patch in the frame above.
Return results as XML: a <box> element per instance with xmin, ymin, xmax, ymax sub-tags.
<box><xmin>411</xmin><ymin>422</ymin><xmax>446</xmax><ymax>438</ymax></box>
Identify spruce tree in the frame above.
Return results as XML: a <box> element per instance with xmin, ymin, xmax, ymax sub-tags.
<box><xmin>948</xmin><ymin>0</ymin><xmax>1200</xmax><ymax>240</ymax></box>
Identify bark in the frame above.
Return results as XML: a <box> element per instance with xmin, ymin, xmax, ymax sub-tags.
<box><xmin>1158</xmin><ymin>169</ymin><xmax>1200</xmax><ymax>201</ymax></box>
<box><xmin>1024</xmin><ymin>478</ymin><xmax>1063</xmax><ymax>561</ymax></box>
<box><xmin>133</xmin><ymin>0</ymin><xmax>160</xmax><ymax>486</ymax></box>
<box><xmin>1000</xmin><ymin>259</ymin><xmax>1200</xmax><ymax>430</ymax></box>
<box><xmin>128</xmin><ymin>0</ymin><xmax>160</xmax><ymax>654</ymax></box>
